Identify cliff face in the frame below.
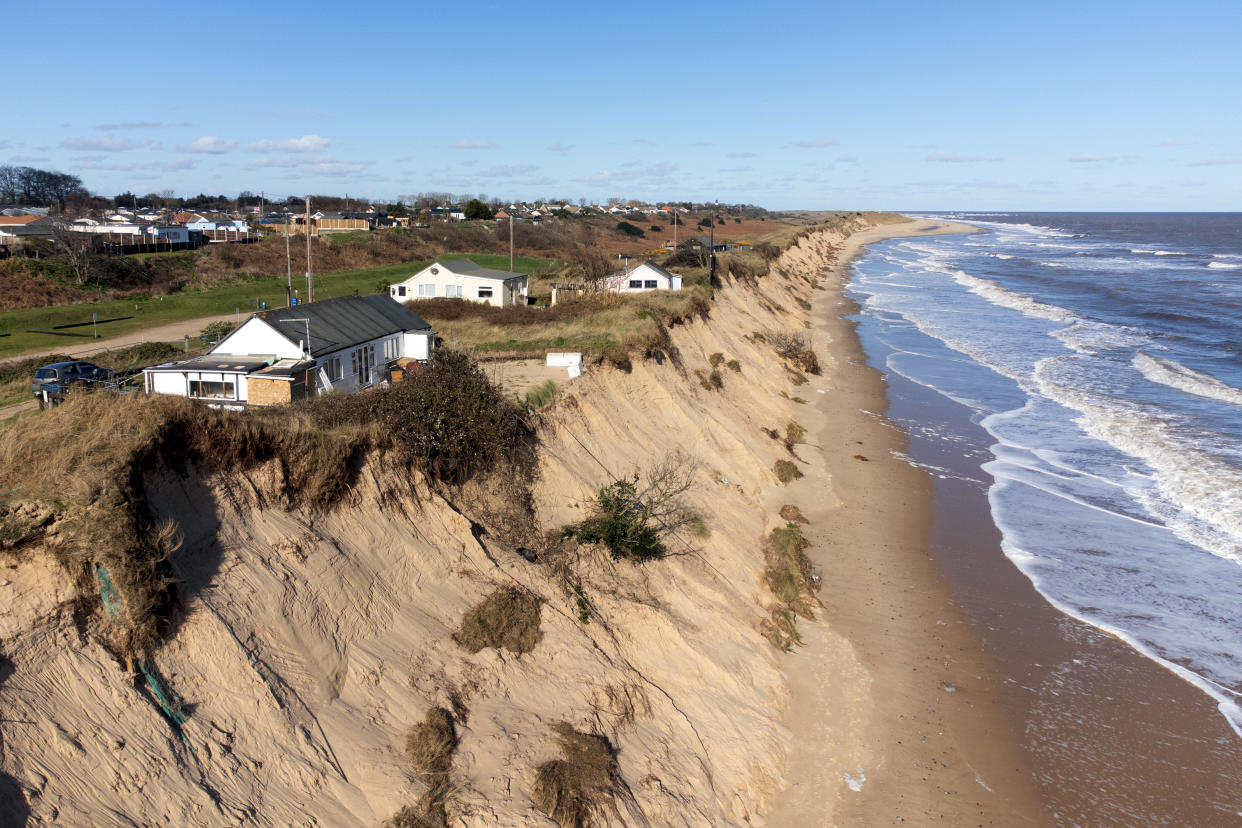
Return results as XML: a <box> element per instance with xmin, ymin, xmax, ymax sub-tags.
<box><xmin>0</xmin><ymin>218</ymin><xmax>870</xmax><ymax>826</ymax></box>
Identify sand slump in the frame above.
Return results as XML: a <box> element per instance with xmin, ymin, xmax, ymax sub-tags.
<box><xmin>0</xmin><ymin>217</ymin><xmax>879</xmax><ymax>825</ymax></box>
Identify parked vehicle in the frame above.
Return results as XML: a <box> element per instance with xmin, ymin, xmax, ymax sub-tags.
<box><xmin>31</xmin><ymin>360</ymin><xmax>113</xmax><ymax>408</ymax></box>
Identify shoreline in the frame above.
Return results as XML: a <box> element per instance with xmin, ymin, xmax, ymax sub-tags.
<box><xmin>766</xmin><ymin>218</ymin><xmax>1050</xmax><ymax>825</ymax></box>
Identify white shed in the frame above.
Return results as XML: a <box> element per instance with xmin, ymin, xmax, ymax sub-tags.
<box><xmin>603</xmin><ymin>260</ymin><xmax>683</xmax><ymax>293</ymax></box>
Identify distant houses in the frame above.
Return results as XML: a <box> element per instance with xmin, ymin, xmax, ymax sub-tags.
<box><xmin>389</xmin><ymin>259</ymin><xmax>530</xmax><ymax>307</ymax></box>
<box><xmin>143</xmin><ymin>294</ymin><xmax>435</xmax><ymax>408</ymax></box>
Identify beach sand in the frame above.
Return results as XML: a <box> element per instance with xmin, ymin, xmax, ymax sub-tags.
<box><xmin>767</xmin><ymin>219</ymin><xmax>1050</xmax><ymax>826</ymax></box>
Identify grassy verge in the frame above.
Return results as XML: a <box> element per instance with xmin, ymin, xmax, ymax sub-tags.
<box><xmin>0</xmin><ymin>254</ymin><xmax>562</xmax><ymax>360</ymax></box>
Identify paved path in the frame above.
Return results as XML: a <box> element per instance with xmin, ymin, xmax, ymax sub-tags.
<box><xmin>0</xmin><ymin>312</ymin><xmax>242</xmax><ymax>367</ymax></box>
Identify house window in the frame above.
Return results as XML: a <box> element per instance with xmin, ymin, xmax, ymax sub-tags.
<box><xmin>396</xmin><ymin>285</ymin><xmax>406</xmax><ymax>297</ymax></box>
<box><xmin>188</xmin><ymin>378</ymin><xmax>236</xmax><ymax>399</ymax></box>
<box><xmin>418</xmin><ymin>283</ymin><xmax>435</xmax><ymax>297</ymax></box>
<box><xmin>384</xmin><ymin>337</ymin><xmax>399</xmax><ymax>361</ymax></box>
<box><xmin>324</xmin><ymin>357</ymin><xmax>343</xmax><ymax>381</ymax></box>
<box><xmin>478</xmin><ymin>286</ymin><xmax>493</xmax><ymax>299</ymax></box>
<box><xmin>644</xmin><ymin>280</ymin><xmax>658</xmax><ymax>289</ymax></box>
<box><xmin>446</xmin><ymin>285</ymin><xmax>463</xmax><ymax>298</ymax></box>
<box><xmin>628</xmin><ymin>279</ymin><xmax>643</xmax><ymax>289</ymax></box>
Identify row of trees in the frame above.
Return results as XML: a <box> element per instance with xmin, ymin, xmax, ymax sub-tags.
<box><xmin>0</xmin><ymin>165</ymin><xmax>88</xmax><ymax>207</ymax></box>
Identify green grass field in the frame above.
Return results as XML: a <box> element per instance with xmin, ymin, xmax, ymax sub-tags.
<box><xmin>0</xmin><ymin>253</ymin><xmax>563</xmax><ymax>360</ymax></box>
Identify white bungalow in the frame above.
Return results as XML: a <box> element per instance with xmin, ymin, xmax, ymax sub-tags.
<box><xmin>389</xmin><ymin>259</ymin><xmax>529</xmax><ymax>308</ymax></box>
<box><xmin>603</xmin><ymin>260</ymin><xmax>683</xmax><ymax>293</ymax></box>
<box><xmin>143</xmin><ymin>294</ymin><xmax>434</xmax><ymax>408</ymax></box>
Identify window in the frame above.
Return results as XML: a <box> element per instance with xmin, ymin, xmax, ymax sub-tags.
<box><xmin>629</xmin><ymin>279</ymin><xmax>643</xmax><ymax>289</ymax></box>
<box><xmin>644</xmin><ymin>280</ymin><xmax>658</xmax><ymax>289</ymax></box>
<box><xmin>418</xmin><ymin>283</ymin><xmax>435</xmax><ymax>297</ymax></box>
<box><xmin>396</xmin><ymin>285</ymin><xmax>406</xmax><ymax>297</ymax></box>
<box><xmin>477</xmin><ymin>286</ymin><xmax>493</xmax><ymax>299</ymax></box>
<box><xmin>188</xmin><ymin>378</ymin><xmax>236</xmax><ymax>399</ymax></box>
<box><xmin>446</xmin><ymin>285</ymin><xmax>463</xmax><ymax>298</ymax></box>
<box><xmin>323</xmin><ymin>356</ymin><xmax>342</xmax><ymax>381</ymax></box>
<box><xmin>384</xmin><ymin>337</ymin><xmax>398</xmax><ymax>361</ymax></box>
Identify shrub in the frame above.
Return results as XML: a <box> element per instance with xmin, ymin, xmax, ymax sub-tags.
<box><xmin>649</xmin><ymin>225</ymin><xmax>662</xmax><ymax>232</ymax></box>
<box><xmin>532</xmin><ymin>724</ymin><xmax>620</xmax><ymax>828</ymax></box>
<box><xmin>696</xmin><ymin>369</ymin><xmax>723</xmax><ymax>392</ymax></box>
<box><xmin>199</xmin><ymin>320</ymin><xmax>236</xmax><ymax>344</ymax></box>
<box><xmin>773</xmin><ymin>459</ymin><xmax>802</xmax><ymax>484</ymax></box>
<box><xmin>615</xmin><ymin>221</ymin><xmax>644</xmax><ymax>237</ymax></box>
<box><xmin>563</xmin><ymin>457</ymin><xmax>699</xmax><ymax>563</ymax></box>
<box><xmin>454</xmin><ymin>586</ymin><xmax>543</xmax><ymax>655</ymax></box>
<box><xmin>523</xmin><ymin>379</ymin><xmax>558</xmax><ymax>409</ymax></box>
<box><xmin>767</xmin><ymin>330</ymin><xmax>821</xmax><ymax>375</ymax></box>
<box><xmin>708</xmin><ymin>352</ymin><xmax>725</xmax><ymax>368</ymax></box>
<box><xmin>725</xmin><ymin>359</ymin><xmax>741</xmax><ymax>373</ymax></box>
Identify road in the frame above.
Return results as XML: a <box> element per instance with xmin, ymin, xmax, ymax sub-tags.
<box><xmin>0</xmin><ymin>311</ymin><xmax>242</xmax><ymax>367</ymax></box>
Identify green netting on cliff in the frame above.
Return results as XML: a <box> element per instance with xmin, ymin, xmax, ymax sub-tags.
<box><xmin>95</xmin><ymin>564</ymin><xmax>121</xmax><ymax>621</ymax></box>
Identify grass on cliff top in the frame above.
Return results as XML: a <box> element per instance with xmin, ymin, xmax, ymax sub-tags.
<box><xmin>0</xmin><ymin>253</ymin><xmax>562</xmax><ymax>360</ymax></box>
<box><xmin>410</xmin><ymin>280</ymin><xmax>711</xmax><ymax>363</ymax></box>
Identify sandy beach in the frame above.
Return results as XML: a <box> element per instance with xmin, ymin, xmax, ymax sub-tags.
<box><xmin>766</xmin><ymin>219</ymin><xmax>1050</xmax><ymax>825</ymax></box>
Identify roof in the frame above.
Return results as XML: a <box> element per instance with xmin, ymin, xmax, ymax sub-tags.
<box><xmin>146</xmin><ymin>354</ymin><xmax>276</xmax><ymax>374</ymax></box>
<box><xmin>258</xmin><ymin>294</ymin><xmax>431</xmax><ymax>358</ymax></box>
<box><xmin>609</xmin><ymin>260</ymin><xmax>679</xmax><ymax>281</ymax></box>
<box><xmin>0</xmin><ymin>216</ymin><xmax>41</xmax><ymax>226</ymax></box>
<box><xmin>432</xmin><ymin>259</ymin><xmax>528</xmax><ymax>281</ymax></box>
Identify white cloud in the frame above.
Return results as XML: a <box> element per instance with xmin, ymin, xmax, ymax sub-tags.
<box><xmin>1069</xmin><ymin>154</ymin><xmax>1119</xmax><ymax>163</ymax></box>
<box><xmin>727</xmin><ymin>152</ymin><xmax>757</xmax><ymax>158</ymax></box>
<box><xmin>247</xmin><ymin>134</ymin><xmax>331</xmax><ymax>153</ymax></box>
<box><xmin>182</xmin><ymin>135</ymin><xmax>239</xmax><ymax>154</ymax></box>
<box><xmin>453</xmin><ymin>139</ymin><xmax>495</xmax><ymax>149</ymax></box>
<box><xmin>246</xmin><ymin>155</ymin><xmax>367</xmax><ymax>177</ymax></box>
<box><xmin>97</xmin><ymin>122</ymin><xmax>164</xmax><ymax>131</ymax></box>
<box><xmin>546</xmin><ymin>143</ymin><xmax>572</xmax><ymax>152</ymax></box>
<box><xmin>794</xmin><ymin>139</ymin><xmax>839</xmax><ymax>148</ymax></box>
<box><xmin>159</xmin><ymin>157</ymin><xmax>197</xmax><ymax>172</ymax></box>
<box><xmin>60</xmin><ymin>136</ymin><xmax>149</xmax><ymax>152</ymax></box>
<box><xmin>1157</xmin><ymin>139</ymin><xmax>1193</xmax><ymax>147</ymax></box>
<box><xmin>480</xmin><ymin>164</ymin><xmax>540</xmax><ymax>179</ymax></box>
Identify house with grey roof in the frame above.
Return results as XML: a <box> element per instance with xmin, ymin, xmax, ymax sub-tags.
<box><xmin>603</xmin><ymin>260</ymin><xmax>683</xmax><ymax>293</ymax></box>
<box><xmin>389</xmin><ymin>259</ymin><xmax>529</xmax><ymax>307</ymax></box>
<box><xmin>143</xmin><ymin>294</ymin><xmax>434</xmax><ymax>408</ymax></box>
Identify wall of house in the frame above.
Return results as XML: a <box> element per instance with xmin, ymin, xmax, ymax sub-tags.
<box><xmin>391</xmin><ymin>268</ymin><xmax>528</xmax><ymax>308</ymax></box>
<box><xmin>605</xmin><ymin>264</ymin><xmax>681</xmax><ymax>293</ymax></box>
<box><xmin>144</xmin><ymin>370</ymin><xmax>249</xmax><ymax>406</ymax></box>
<box><xmin>213</xmin><ymin>318</ymin><xmax>304</xmax><ymax>359</ymax></box>
<box><xmin>403</xmin><ymin>331</ymin><xmax>432</xmax><ymax>360</ymax></box>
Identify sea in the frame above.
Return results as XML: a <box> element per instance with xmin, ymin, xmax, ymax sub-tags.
<box><xmin>847</xmin><ymin>213</ymin><xmax>1242</xmax><ymax>740</ymax></box>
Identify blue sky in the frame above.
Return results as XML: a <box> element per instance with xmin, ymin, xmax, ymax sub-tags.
<box><xmin>3</xmin><ymin>1</ymin><xmax>1239</xmax><ymax>210</ymax></box>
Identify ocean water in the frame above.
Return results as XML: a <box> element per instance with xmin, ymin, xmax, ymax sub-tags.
<box><xmin>847</xmin><ymin>213</ymin><xmax>1242</xmax><ymax>737</ymax></box>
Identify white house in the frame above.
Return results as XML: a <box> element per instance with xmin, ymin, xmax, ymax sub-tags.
<box><xmin>143</xmin><ymin>294</ymin><xmax>435</xmax><ymax>408</ymax></box>
<box><xmin>389</xmin><ymin>259</ymin><xmax>529</xmax><ymax>308</ymax></box>
<box><xmin>603</xmin><ymin>260</ymin><xmax>682</xmax><ymax>293</ymax></box>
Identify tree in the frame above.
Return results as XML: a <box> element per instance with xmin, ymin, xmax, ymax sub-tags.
<box><xmin>463</xmin><ymin>199</ymin><xmax>494</xmax><ymax>220</ymax></box>
<box><xmin>0</xmin><ymin>165</ymin><xmax>88</xmax><ymax>208</ymax></box>
<box><xmin>615</xmin><ymin>221</ymin><xmax>644</xmax><ymax>238</ymax></box>
<box><xmin>50</xmin><ymin>222</ymin><xmax>101</xmax><ymax>285</ymax></box>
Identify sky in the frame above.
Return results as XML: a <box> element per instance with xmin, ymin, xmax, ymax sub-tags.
<box><xmin>3</xmin><ymin>1</ymin><xmax>1239</xmax><ymax>211</ymax></box>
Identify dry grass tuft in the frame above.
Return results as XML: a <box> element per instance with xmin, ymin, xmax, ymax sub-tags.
<box><xmin>773</xmin><ymin>459</ymin><xmax>803</xmax><ymax>484</ymax></box>
<box><xmin>454</xmin><ymin>586</ymin><xmax>543</xmax><ymax>655</ymax></box>
<box><xmin>762</xmin><ymin>522</ymin><xmax>821</xmax><ymax>650</ymax></box>
<box><xmin>532</xmin><ymin>723</ymin><xmax>620</xmax><ymax>828</ymax></box>
<box><xmin>784</xmin><ymin>421</ymin><xmax>807</xmax><ymax>452</ymax></box>
<box><xmin>390</xmin><ymin>707</ymin><xmax>458</xmax><ymax>828</ymax></box>
<box><xmin>767</xmin><ymin>330</ymin><xmax>821</xmax><ymax>375</ymax></box>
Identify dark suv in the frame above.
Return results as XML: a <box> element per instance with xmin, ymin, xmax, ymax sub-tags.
<box><xmin>31</xmin><ymin>360</ymin><xmax>113</xmax><ymax>408</ymax></box>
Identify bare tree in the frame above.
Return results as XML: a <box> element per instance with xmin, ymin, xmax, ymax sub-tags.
<box><xmin>51</xmin><ymin>222</ymin><xmax>101</xmax><ymax>285</ymax></box>
<box><xmin>569</xmin><ymin>245</ymin><xmax>613</xmax><ymax>289</ymax></box>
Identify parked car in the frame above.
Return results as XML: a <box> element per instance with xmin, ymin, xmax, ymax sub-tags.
<box><xmin>31</xmin><ymin>360</ymin><xmax>113</xmax><ymax>408</ymax></box>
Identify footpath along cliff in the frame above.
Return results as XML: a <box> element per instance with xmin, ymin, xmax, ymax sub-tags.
<box><xmin>0</xmin><ymin>214</ymin><xmax>887</xmax><ymax>826</ymax></box>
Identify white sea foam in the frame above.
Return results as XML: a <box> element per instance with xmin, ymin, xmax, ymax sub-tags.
<box><xmin>1041</xmin><ymin>262</ymin><xmax>1066</xmax><ymax>268</ymax></box>
<box><xmin>1133</xmin><ymin>352</ymin><xmax>1242</xmax><ymax>406</ymax></box>
<box><xmin>1131</xmin><ymin>249</ymin><xmax>1191</xmax><ymax>256</ymax></box>
<box><xmin>1053</xmin><ymin>321</ymin><xmax>1151</xmax><ymax>353</ymax></box>
<box><xmin>951</xmin><ymin>270</ymin><xmax>1077</xmax><ymax>323</ymax></box>
<box><xmin>1034</xmin><ymin>358</ymin><xmax>1242</xmax><ymax>566</ymax></box>
<box><xmin>1208</xmin><ymin>261</ymin><xmax>1241</xmax><ymax>270</ymax></box>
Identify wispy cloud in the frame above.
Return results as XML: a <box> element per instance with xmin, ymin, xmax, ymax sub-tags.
<box><xmin>182</xmin><ymin>135</ymin><xmax>239</xmax><ymax>154</ymax></box>
<box><xmin>794</xmin><ymin>139</ymin><xmax>839</xmax><ymax>148</ymax></box>
<box><xmin>246</xmin><ymin>155</ymin><xmax>367</xmax><ymax>176</ymax></box>
<box><xmin>1069</xmin><ymin>154</ymin><xmax>1119</xmax><ymax>163</ymax></box>
<box><xmin>453</xmin><ymin>139</ymin><xmax>495</xmax><ymax>149</ymax></box>
<box><xmin>1188</xmin><ymin>157</ymin><xmax>1239</xmax><ymax>167</ymax></box>
<box><xmin>268</xmin><ymin>108</ymin><xmax>332</xmax><ymax>121</ymax></box>
<box><xmin>480</xmin><ymin>164</ymin><xmax>540</xmax><ymax>178</ymax></box>
<box><xmin>927</xmin><ymin>151</ymin><xmax>998</xmax><ymax>163</ymax></box>
<box><xmin>546</xmin><ymin>142</ymin><xmax>572</xmax><ymax>152</ymax></box>
<box><xmin>247</xmin><ymin>134</ymin><xmax>331</xmax><ymax>153</ymax></box>
<box><xmin>1157</xmin><ymin>139</ymin><xmax>1193</xmax><ymax>148</ymax></box>
<box><xmin>159</xmin><ymin>157</ymin><xmax>197</xmax><ymax>172</ymax></box>
<box><xmin>60</xmin><ymin>136</ymin><xmax>150</xmax><ymax>152</ymax></box>
<box><xmin>836</xmin><ymin>154</ymin><xmax>858</xmax><ymax>164</ymax></box>
<box><xmin>727</xmin><ymin>152</ymin><xmax>757</xmax><ymax>159</ymax></box>
<box><xmin>720</xmin><ymin>166</ymin><xmax>753</xmax><ymax>173</ymax></box>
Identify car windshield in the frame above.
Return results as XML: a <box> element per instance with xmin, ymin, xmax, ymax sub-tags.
<box><xmin>35</xmin><ymin>368</ymin><xmax>58</xmax><ymax>379</ymax></box>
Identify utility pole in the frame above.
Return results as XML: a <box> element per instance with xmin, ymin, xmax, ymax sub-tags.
<box><xmin>284</xmin><ymin>214</ymin><xmax>292</xmax><ymax>307</ymax></box>
<box><xmin>708</xmin><ymin>201</ymin><xmax>716</xmax><ymax>283</ymax></box>
<box><xmin>509</xmin><ymin>211</ymin><xmax>514</xmax><ymax>273</ymax></box>
<box><xmin>305</xmin><ymin>196</ymin><xmax>314</xmax><ymax>303</ymax></box>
